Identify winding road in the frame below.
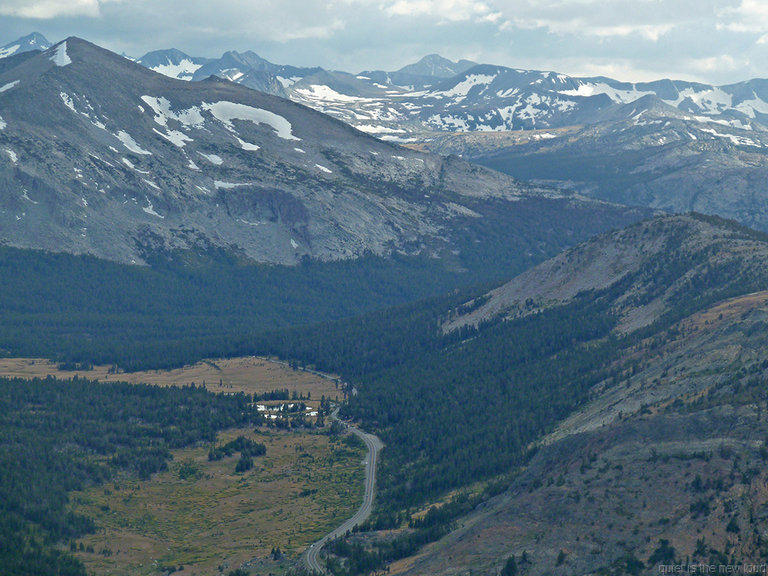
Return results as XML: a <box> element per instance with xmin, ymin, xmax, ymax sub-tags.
<box><xmin>303</xmin><ymin>413</ymin><xmax>383</xmax><ymax>573</ymax></box>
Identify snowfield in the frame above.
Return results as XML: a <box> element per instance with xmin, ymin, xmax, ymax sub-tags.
<box><xmin>201</xmin><ymin>101</ymin><xmax>301</xmax><ymax>141</ymax></box>
<box><xmin>50</xmin><ymin>42</ymin><xmax>71</xmax><ymax>67</ymax></box>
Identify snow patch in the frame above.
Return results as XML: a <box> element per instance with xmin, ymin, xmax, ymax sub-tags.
<box><xmin>202</xmin><ymin>101</ymin><xmax>301</xmax><ymax>141</ymax></box>
<box><xmin>445</xmin><ymin>202</ymin><xmax>481</xmax><ymax>217</ymax></box>
<box><xmin>558</xmin><ymin>81</ymin><xmax>679</xmax><ymax>105</ymax></box>
<box><xmin>734</xmin><ymin>97</ymin><xmax>768</xmax><ymax>119</ymax></box>
<box><xmin>235</xmin><ymin>136</ymin><xmax>260</xmax><ymax>151</ymax></box>
<box><xmin>276</xmin><ymin>76</ymin><xmax>302</xmax><ymax>88</ymax></box>
<box><xmin>142</xmin><ymin>197</ymin><xmax>164</xmax><ymax>218</ymax></box>
<box><xmin>152</xmin><ymin>127</ymin><xmax>193</xmax><ymax>147</ymax></box>
<box><xmin>150</xmin><ymin>59</ymin><xmax>202</xmax><ymax>81</ymax></box>
<box><xmin>668</xmin><ymin>87</ymin><xmax>732</xmax><ymax>114</ymax></box>
<box><xmin>434</xmin><ymin>74</ymin><xmax>497</xmax><ymax>100</ymax></box>
<box><xmin>0</xmin><ymin>44</ymin><xmax>20</xmax><ymax>59</ymax></box>
<box><xmin>60</xmin><ymin>92</ymin><xmax>76</xmax><ymax>112</ymax></box>
<box><xmin>0</xmin><ymin>116</ymin><xmax>6</xmax><ymax>130</ymax></box>
<box><xmin>295</xmin><ymin>84</ymin><xmax>363</xmax><ymax>104</ymax></box>
<box><xmin>315</xmin><ymin>164</ymin><xmax>332</xmax><ymax>174</ymax></box>
<box><xmin>5</xmin><ymin>149</ymin><xmax>17</xmax><ymax>163</ymax></box>
<box><xmin>116</xmin><ymin>130</ymin><xmax>152</xmax><ymax>155</ymax></box>
<box><xmin>294</xmin><ymin>147</ymin><xmax>306</xmax><ymax>153</ymax></box>
<box><xmin>0</xmin><ymin>80</ymin><xmax>19</xmax><ymax>93</ymax></box>
<box><xmin>290</xmin><ymin>238</ymin><xmax>299</xmax><ymax>249</ymax></box>
<box><xmin>357</xmin><ymin>124</ymin><xmax>406</xmax><ymax>134</ymax></box>
<box><xmin>699</xmin><ymin>127</ymin><xmax>760</xmax><ymax>147</ymax></box>
<box><xmin>214</xmin><ymin>181</ymin><xmax>246</xmax><ymax>189</ymax></box>
<box><xmin>141</xmin><ymin>96</ymin><xmax>205</xmax><ymax>127</ymax></box>
<box><xmin>50</xmin><ymin>42</ymin><xmax>71</xmax><ymax>67</ymax></box>
<box><xmin>121</xmin><ymin>158</ymin><xmax>150</xmax><ymax>174</ymax></box>
<box><xmin>199</xmin><ymin>152</ymin><xmax>223</xmax><ymax>165</ymax></box>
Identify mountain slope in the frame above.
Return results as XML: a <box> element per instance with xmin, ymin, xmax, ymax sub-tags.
<box><xmin>129</xmin><ymin>44</ymin><xmax>768</xmax><ymax>232</ymax></box>
<box><xmin>460</xmin><ymin>95</ymin><xmax>768</xmax><ymax>231</ymax></box>
<box><xmin>446</xmin><ymin>213</ymin><xmax>768</xmax><ymax>331</ymax></box>
<box><xmin>399</xmin><ymin>297</ymin><xmax>768</xmax><ymax>575</ymax></box>
<box><xmin>292</xmin><ymin>213</ymin><xmax>768</xmax><ymax>575</ymax></box>
<box><xmin>1</xmin><ymin>37</ymin><xmax>635</xmax><ymax>266</ymax></box>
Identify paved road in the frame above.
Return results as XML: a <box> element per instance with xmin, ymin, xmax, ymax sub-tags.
<box><xmin>304</xmin><ymin>414</ymin><xmax>383</xmax><ymax>574</ymax></box>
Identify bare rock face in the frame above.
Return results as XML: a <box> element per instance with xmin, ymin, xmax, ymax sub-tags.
<box><xmin>0</xmin><ymin>38</ymin><xmax>556</xmax><ymax>265</ymax></box>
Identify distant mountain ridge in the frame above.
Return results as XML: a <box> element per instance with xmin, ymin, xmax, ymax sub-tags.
<box><xmin>136</xmin><ymin>49</ymin><xmax>209</xmax><ymax>81</ymax></box>
<box><xmin>0</xmin><ymin>36</ymin><xmax>646</xmax><ymax>266</ymax></box>
<box><xmin>97</xmin><ymin>37</ymin><xmax>768</xmax><ymax>233</ymax></box>
<box><xmin>6</xmin><ymin>31</ymin><xmax>768</xmax><ymax>255</ymax></box>
<box><xmin>5</xmin><ymin>33</ymin><xmax>766</xmax><ymax>136</ymax></box>
<box><xmin>119</xmin><ymin>42</ymin><xmax>768</xmax><ymax>137</ymax></box>
<box><xmin>0</xmin><ymin>32</ymin><xmax>51</xmax><ymax>59</ymax></box>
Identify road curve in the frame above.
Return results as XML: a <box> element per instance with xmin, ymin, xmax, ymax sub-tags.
<box><xmin>304</xmin><ymin>415</ymin><xmax>383</xmax><ymax>573</ymax></box>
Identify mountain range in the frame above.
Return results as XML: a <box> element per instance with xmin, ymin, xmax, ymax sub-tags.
<box><xmin>0</xmin><ymin>35</ymin><xmax>654</xmax><ymax>269</ymax></box>
<box><xmin>128</xmin><ymin>43</ymin><xmax>768</xmax><ymax>135</ymax></box>
<box><xmin>6</xmin><ymin>33</ymin><xmax>768</xmax><ymax>235</ymax></box>
<box><xmin>97</xmin><ymin>35</ymin><xmax>768</xmax><ymax>234</ymax></box>
<box><xmin>0</xmin><ymin>32</ymin><xmax>51</xmax><ymax>60</ymax></box>
<box><xmin>117</xmin><ymin>38</ymin><xmax>768</xmax><ymax>234</ymax></box>
<box><xmin>7</xmin><ymin>33</ymin><xmax>768</xmax><ymax>136</ymax></box>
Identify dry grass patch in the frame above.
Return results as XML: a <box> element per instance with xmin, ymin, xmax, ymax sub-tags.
<box><xmin>0</xmin><ymin>356</ymin><xmax>342</xmax><ymax>403</ymax></box>
<box><xmin>68</xmin><ymin>426</ymin><xmax>365</xmax><ymax>576</ymax></box>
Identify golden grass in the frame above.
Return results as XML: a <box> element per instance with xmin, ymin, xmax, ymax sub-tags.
<box><xmin>683</xmin><ymin>290</ymin><xmax>768</xmax><ymax>330</ymax></box>
<box><xmin>69</xmin><ymin>427</ymin><xmax>365</xmax><ymax>575</ymax></box>
<box><xmin>0</xmin><ymin>356</ymin><xmax>343</xmax><ymax>403</ymax></box>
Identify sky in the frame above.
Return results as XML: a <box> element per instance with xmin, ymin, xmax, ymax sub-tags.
<box><xmin>0</xmin><ymin>0</ymin><xmax>767</xmax><ymax>85</ymax></box>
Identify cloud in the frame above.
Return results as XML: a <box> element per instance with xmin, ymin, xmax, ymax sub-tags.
<box><xmin>502</xmin><ymin>0</ymin><xmax>690</xmax><ymax>40</ymax></box>
<box><xmin>380</xmin><ymin>0</ymin><xmax>502</xmax><ymax>24</ymax></box>
<box><xmin>0</xmin><ymin>0</ymin><xmax>123</xmax><ymax>19</ymax></box>
<box><xmin>717</xmin><ymin>0</ymin><xmax>768</xmax><ymax>37</ymax></box>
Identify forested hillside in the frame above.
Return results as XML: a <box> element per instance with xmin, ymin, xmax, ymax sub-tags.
<box><xmin>0</xmin><ymin>196</ymin><xmax>644</xmax><ymax>370</ymax></box>
<box><xmin>0</xmin><ymin>377</ymin><xmax>258</xmax><ymax>576</ymax></box>
<box><xmin>262</xmin><ymin>215</ymin><xmax>768</xmax><ymax>510</ymax></box>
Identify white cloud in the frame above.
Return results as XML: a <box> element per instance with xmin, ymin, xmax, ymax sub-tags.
<box><xmin>718</xmin><ymin>0</ymin><xmax>768</xmax><ymax>33</ymax></box>
<box><xmin>278</xmin><ymin>18</ymin><xmax>346</xmax><ymax>41</ymax></box>
<box><xmin>381</xmin><ymin>0</ymin><xmax>500</xmax><ymax>23</ymax></box>
<box><xmin>0</xmin><ymin>0</ymin><xmax>123</xmax><ymax>19</ymax></box>
<box><xmin>686</xmin><ymin>54</ymin><xmax>742</xmax><ymax>76</ymax></box>
<box><xmin>503</xmin><ymin>0</ymin><xmax>688</xmax><ymax>40</ymax></box>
